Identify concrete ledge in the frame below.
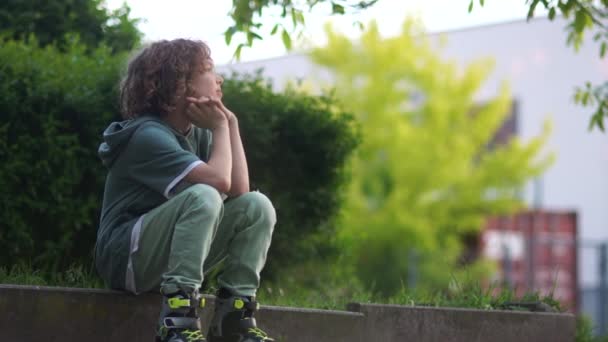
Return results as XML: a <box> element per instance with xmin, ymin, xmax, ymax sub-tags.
<box><xmin>0</xmin><ymin>285</ymin><xmax>364</xmax><ymax>342</ymax></box>
<box><xmin>0</xmin><ymin>285</ymin><xmax>575</xmax><ymax>342</ymax></box>
<box><xmin>347</xmin><ymin>302</ymin><xmax>576</xmax><ymax>342</ymax></box>
<box><xmin>255</xmin><ymin>305</ymin><xmax>364</xmax><ymax>342</ymax></box>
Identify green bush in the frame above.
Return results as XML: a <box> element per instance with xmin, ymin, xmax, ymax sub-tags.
<box><xmin>0</xmin><ymin>37</ymin><xmax>124</xmax><ymax>270</ymax></box>
<box><xmin>0</xmin><ymin>39</ymin><xmax>359</xmax><ymax>280</ymax></box>
<box><xmin>0</xmin><ymin>0</ymin><xmax>141</xmax><ymax>53</ymax></box>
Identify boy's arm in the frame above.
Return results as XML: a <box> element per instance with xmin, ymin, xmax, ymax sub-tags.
<box><xmin>183</xmin><ymin>98</ymin><xmax>233</xmax><ymax>194</ymax></box>
<box><xmin>225</xmin><ymin>115</ymin><xmax>250</xmax><ymax>197</ymax></box>
<box><xmin>184</xmin><ymin>123</ymin><xmax>232</xmax><ymax>193</ymax></box>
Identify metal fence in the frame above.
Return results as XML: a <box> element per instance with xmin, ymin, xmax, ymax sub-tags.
<box><xmin>500</xmin><ymin>239</ymin><xmax>607</xmax><ymax>336</ymax></box>
<box><xmin>579</xmin><ymin>241</ymin><xmax>607</xmax><ymax>336</ymax></box>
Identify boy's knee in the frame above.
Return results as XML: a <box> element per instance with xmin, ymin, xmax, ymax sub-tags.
<box><xmin>241</xmin><ymin>191</ymin><xmax>276</xmax><ymax>226</ymax></box>
<box><xmin>182</xmin><ymin>184</ymin><xmax>223</xmax><ymax>213</ymax></box>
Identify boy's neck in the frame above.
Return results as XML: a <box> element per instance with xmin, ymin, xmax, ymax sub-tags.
<box><xmin>164</xmin><ymin>111</ymin><xmax>192</xmax><ymax>135</ymax></box>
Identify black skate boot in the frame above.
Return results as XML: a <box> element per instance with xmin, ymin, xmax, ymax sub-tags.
<box><xmin>207</xmin><ymin>289</ymin><xmax>274</xmax><ymax>342</ymax></box>
<box><xmin>155</xmin><ymin>290</ymin><xmax>207</xmax><ymax>342</ymax></box>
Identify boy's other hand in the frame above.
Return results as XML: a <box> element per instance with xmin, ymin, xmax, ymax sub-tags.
<box><xmin>217</xmin><ymin>101</ymin><xmax>237</xmax><ymax>123</ymax></box>
<box><xmin>203</xmin><ymin>96</ymin><xmax>236</xmax><ymax>123</ymax></box>
<box><xmin>186</xmin><ymin>96</ymin><xmax>227</xmax><ymax>130</ymax></box>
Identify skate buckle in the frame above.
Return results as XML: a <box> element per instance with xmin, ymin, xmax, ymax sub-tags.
<box><xmin>168</xmin><ymin>297</ymin><xmax>206</xmax><ymax>309</ymax></box>
<box><xmin>163</xmin><ymin>316</ymin><xmax>201</xmax><ymax>329</ymax></box>
<box><xmin>233</xmin><ymin>298</ymin><xmax>259</xmax><ymax>311</ymax></box>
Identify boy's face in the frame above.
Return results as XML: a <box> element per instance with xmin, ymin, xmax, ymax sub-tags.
<box><xmin>189</xmin><ymin>58</ymin><xmax>223</xmax><ymax>100</ymax></box>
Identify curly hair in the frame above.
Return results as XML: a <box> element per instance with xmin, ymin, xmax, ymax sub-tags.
<box><xmin>119</xmin><ymin>39</ymin><xmax>211</xmax><ymax>119</ymax></box>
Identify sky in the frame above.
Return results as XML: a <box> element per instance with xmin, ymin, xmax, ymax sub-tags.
<box><xmin>104</xmin><ymin>0</ymin><xmax>544</xmax><ymax>64</ymax></box>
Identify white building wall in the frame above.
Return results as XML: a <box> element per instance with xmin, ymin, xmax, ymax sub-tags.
<box><xmin>218</xmin><ymin>17</ymin><xmax>608</xmax><ymax>286</ymax></box>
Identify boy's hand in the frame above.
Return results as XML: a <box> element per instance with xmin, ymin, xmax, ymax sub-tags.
<box><xmin>222</xmin><ymin>106</ymin><xmax>237</xmax><ymax>123</ymax></box>
<box><xmin>214</xmin><ymin>98</ymin><xmax>237</xmax><ymax>123</ymax></box>
<box><xmin>186</xmin><ymin>96</ymin><xmax>227</xmax><ymax>130</ymax></box>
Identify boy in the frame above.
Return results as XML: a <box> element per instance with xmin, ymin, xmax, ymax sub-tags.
<box><xmin>96</xmin><ymin>39</ymin><xmax>276</xmax><ymax>342</ymax></box>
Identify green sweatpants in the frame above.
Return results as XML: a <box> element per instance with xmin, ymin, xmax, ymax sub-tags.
<box><xmin>131</xmin><ymin>184</ymin><xmax>276</xmax><ymax>297</ymax></box>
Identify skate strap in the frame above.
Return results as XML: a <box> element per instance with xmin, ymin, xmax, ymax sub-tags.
<box><xmin>232</xmin><ymin>298</ymin><xmax>260</xmax><ymax>312</ymax></box>
<box><xmin>163</xmin><ymin>316</ymin><xmax>201</xmax><ymax>330</ymax></box>
<box><xmin>238</xmin><ymin>317</ymin><xmax>257</xmax><ymax>330</ymax></box>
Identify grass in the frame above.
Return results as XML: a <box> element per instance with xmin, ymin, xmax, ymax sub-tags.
<box><xmin>0</xmin><ymin>263</ymin><xmax>105</xmax><ymax>289</ymax></box>
<box><xmin>0</xmin><ymin>263</ymin><xmax>562</xmax><ymax>311</ymax></box>
<box><xmin>576</xmin><ymin>316</ymin><xmax>608</xmax><ymax>342</ymax></box>
<box><xmin>255</xmin><ymin>279</ymin><xmax>563</xmax><ymax>312</ymax></box>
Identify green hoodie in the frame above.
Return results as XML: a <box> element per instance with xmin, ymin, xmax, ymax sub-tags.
<box><xmin>96</xmin><ymin>116</ymin><xmax>212</xmax><ymax>290</ymax></box>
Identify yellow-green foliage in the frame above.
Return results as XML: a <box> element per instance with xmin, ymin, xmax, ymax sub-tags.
<box><xmin>311</xmin><ymin>19</ymin><xmax>553</xmax><ymax>295</ymax></box>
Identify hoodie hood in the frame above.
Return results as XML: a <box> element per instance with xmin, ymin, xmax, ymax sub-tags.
<box><xmin>98</xmin><ymin>116</ymin><xmax>165</xmax><ymax>168</ymax></box>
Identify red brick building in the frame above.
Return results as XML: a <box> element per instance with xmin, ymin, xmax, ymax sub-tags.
<box><xmin>482</xmin><ymin>211</ymin><xmax>578</xmax><ymax>311</ymax></box>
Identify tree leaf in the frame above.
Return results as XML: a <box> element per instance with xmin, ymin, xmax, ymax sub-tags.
<box><xmin>479</xmin><ymin>0</ymin><xmax>484</xmax><ymax>6</ymax></box>
<box><xmin>573</xmin><ymin>9</ymin><xmax>588</xmax><ymax>33</ymax></box>
<box><xmin>527</xmin><ymin>0</ymin><xmax>540</xmax><ymax>20</ymax></box>
<box><xmin>468</xmin><ymin>0</ymin><xmax>474</xmax><ymax>13</ymax></box>
<box><xmin>234</xmin><ymin>44</ymin><xmax>244</xmax><ymax>60</ymax></box>
<box><xmin>247</xmin><ymin>31</ymin><xmax>263</xmax><ymax>46</ymax></box>
<box><xmin>282</xmin><ymin>29</ymin><xmax>292</xmax><ymax>50</ymax></box>
<box><xmin>332</xmin><ymin>2</ymin><xmax>345</xmax><ymax>14</ymax></box>
<box><xmin>593</xmin><ymin>32</ymin><xmax>602</xmax><ymax>41</ymax></box>
<box><xmin>224</xmin><ymin>26</ymin><xmax>236</xmax><ymax>46</ymax></box>
<box><xmin>548</xmin><ymin>7</ymin><xmax>556</xmax><ymax>20</ymax></box>
<box><xmin>582</xmin><ymin>91</ymin><xmax>590</xmax><ymax>106</ymax></box>
<box><xmin>557</xmin><ymin>0</ymin><xmax>573</xmax><ymax>16</ymax></box>
<box><xmin>589</xmin><ymin>107</ymin><xmax>605</xmax><ymax>131</ymax></box>
<box><xmin>271</xmin><ymin>24</ymin><xmax>279</xmax><ymax>35</ymax></box>
<box><xmin>296</xmin><ymin>11</ymin><xmax>305</xmax><ymax>25</ymax></box>
<box><xmin>291</xmin><ymin>8</ymin><xmax>297</xmax><ymax>27</ymax></box>
<box><xmin>601</xmin><ymin>41</ymin><xmax>607</xmax><ymax>58</ymax></box>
